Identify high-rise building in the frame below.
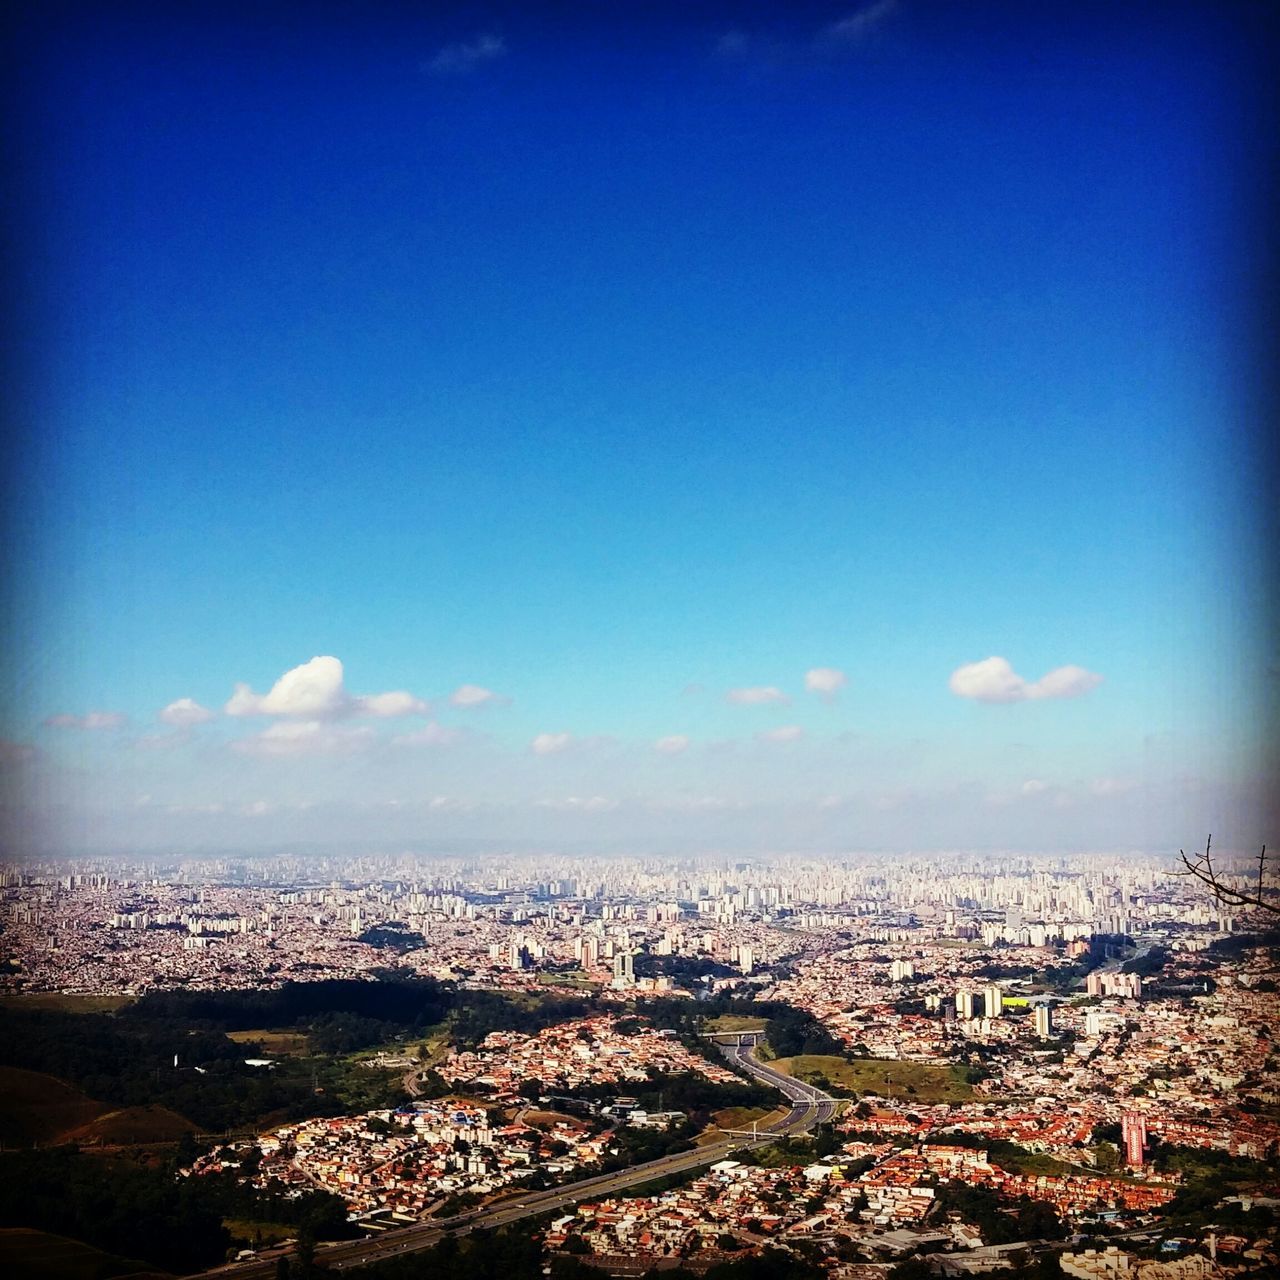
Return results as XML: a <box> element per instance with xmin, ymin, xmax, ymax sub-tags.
<box><xmin>1122</xmin><ymin>1112</ymin><xmax>1147</xmax><ymax>1167</ymax></box>
<box><xmin>890</xmin><ymin>959</ymin><xmax>915</xmax><ymax>982</ymax></box>
<box><xmin>738</xmin><ymin>945</ymin><xmax>755</xmax><ymax>975</ymax></box>
<box><xmin>1034</xmin><ymin>1004</ymin><xmax>1054</xmax><ymax>1038</ymax></box>
<box><xmin>1086</xmin><ymin>971</ymin><xmax>1105</xmax><ymax>997</ymax></box>
<box><xmin>956</xmin><ymin>988</ymin><xmax>977</xmax><ymax>1020</ymax></box>
<box><xmin>613</xmin><ymin>950</ymin><xmax>634</xmax><ymax>985</ymax></box>
<box><xmin>983</xmin><ymin>983</ymin><xmax>1004</xmax><ymax>1018</ymax></box>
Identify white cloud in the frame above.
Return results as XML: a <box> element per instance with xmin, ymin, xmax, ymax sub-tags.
<box><xmin>426</xmin><ymin>33</ymin><xmax>506</xmax><ymax>75</ymax></box>
<box><xmin>232</xmin><ymin>720</ymin><xmax>375</xmax><ymax>758</ymax></box>
<box><xmin>654</xmin><ymin>734</ymin><xmax>690</xmax><ymax>755</ymax></box>
<box><xmin>757</xmin><ymin>724</ymin><xmax>804</xmax><ymax>743</ymax></box>
<box><xmin>226</xmin><ymin>655</ymin><xmax>348</xmax><ymax>717</ymax></box>
<box><xmin>449</xmin><ymin>684</ymin><xmax>505</xmax><ymax>708</ymax></box>
<box><xmin>726</xmin><ymin>686</ymin><xmax>789</xmax><ymax>705</ymax></box>
<box><xmin>159</xmin><ymin>697</ymin><xmax>215</xmax><ymax>726</ymax></box>
<box><xmin>1021</xmin><ymin>778</ymin><xmax>1048</xmax><ymax>795</ymax></box>
<box><xmin>225</xmin><ymin>656</ymin><xmax>427</xmax><ymax>720</ymax></box>
<box><xmin>355</xmin><ymin>690</ymin><xmax>430</xmax><ymax>717</ymax></box>
<box><xmin>394</xmin><ymin>723</ymin><xmax>463</xmax><ymax>748</ymax></box>
<box><xmin>804</xmin><ymin>667</ymin><xmax>848</xmax><ymax>701</ymax></box>
<box><xmin>44</xmin><ymin>711</ymin><xmax>127</xmax><ymax>730</ymax></box>
<box><xmin>536</xmin><ymin>795</ymin><xmax>618</xmax><ymax>812</ymax></box>
<box><xmin>948</xmin><ymin>656</ymin><xmax>1104</xmax><ymax>704</ymax></box>
<box><xmin>531</xmin><ymin>731</ymin><xmax>573</xmax><ymax>756</ymax></box>
<box><xmin>820</xmin><ymin>0</ymin><xmax>900</xmax><ymax>48</ymax></box>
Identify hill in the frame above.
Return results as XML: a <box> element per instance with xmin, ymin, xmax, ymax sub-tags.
<box><xmin>59</xmin><ymin>1106</ymin><xmax>196</xmax><ymax>1146</ymax></box>
<box><xmin>0</xmin><ymin>1228</ymin><xmax>169</xmax><ymax>1280</ymax></box>
<box><xmin>0</xmin><ymin>1069</ymin><xmax>196</xmax><ymax>1148</ymax></box>
<box><xmin>0</xmin><ymin>1069</ymin><xmax>105</xmax><ymax>1147</ymax></box>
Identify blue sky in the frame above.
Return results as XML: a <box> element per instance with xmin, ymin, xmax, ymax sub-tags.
<box><xmin>3</xmin><ymin>1</ymin><xmax>1275</xmax><ymax>856</ymax></box>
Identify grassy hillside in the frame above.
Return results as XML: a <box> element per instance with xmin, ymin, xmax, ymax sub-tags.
<box><xmin>0</xmin><ymin>1228</ymin><xmax>168</xmax><ymax>1280</ymax></box>
<box><xmin>770</xmin><ymin>1054</ymin><xmax>973</xmax><ymax>1104</ymax></box>
<box><xmin>59</xmin><ymin>1106</ymin><xmax>196</xmax><ymax>1146</ymax></box>
<box><xmin>0</xmin><ymin>1068</ymin><xmax>106</xmax><ymax>1147</ymax></box>
<box><xmin>0</xmin><ymin>1069</ymin><xmax>195</xmax><ymax>1148</ymax></box>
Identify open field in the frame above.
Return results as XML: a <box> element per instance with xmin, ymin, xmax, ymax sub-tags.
<box><xmin>517</xmin><ymin>1108</ymin><xmax>588</xmax><ymax>1130</ymax></box>
<box><xmin>534</xmin><ymin>971</ymin><xmax>598</xmax><ymax>990</ymax></box>
<box><xmin>0</xmin><ymin>1228</ymin><xmax>168</xmax><ymax>1280</ymax></box>
<box><xmin>0</xmin><ymin>1067</ymin><xmax>106</xmax><ymax>1146</ymax></box>
<box><xmin>770</xmin><ymin>1055</ymin><xmax>973</xmax><ymax>1104</ymax></box>
<box><xmin>223</xmin><ymin>1220</ymin><xmax>295</xmax><ymax>1249</ymax></box>
<box><xmin>700</xmin><ymin>1014</ymin><xmax>768</xmax><ymax>1033</ymax></box>
<box><xmin>226</xmin><ymin>1029</ymin><xmax>311</xmax><ymax>1056</ymax></box>
<box><xmin>0</xmin><ymin>994</ymin><xmax>135</xmax><ymax>1015</ymax></box>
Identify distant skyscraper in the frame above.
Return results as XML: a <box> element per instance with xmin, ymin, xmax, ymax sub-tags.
<box><xmin>890</xmin><ymin>959</ymin><xmax>915</xmax><ymax>982</ymax></box>
<box><xmin>1122</xmin><ymin>1112</ymin><xmax>1147</xmax><ymax>1167</ymax></box>
<box><xmin>983</xmin><ymin>983</ymin><xmax>1003</xmax><ymax>1018</ymax></box>
<box><xmin>956</xmin><ymin>988</ymin><xmax>977</xmax><ymax>1020</ymax></box>
<box><xmin>1034</xmin><ymin>1004</ymin><xmax>1054</xmax><ymax>1038</ymax></box>
<box><xmin>738</xmin><ymin>945</ymin><xmax>755</xmax><ymax>975</ymax></box>
<box><xmin>613</xmin><ymin>950</ymin><xmax>634</xmax><ymax>985</ymax></box>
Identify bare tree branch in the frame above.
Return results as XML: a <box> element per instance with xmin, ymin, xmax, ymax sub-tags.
<box><xmin>1176</xmin><ymin>834</ymin><xmax>1277</xmax><ymax>916</ymax></box>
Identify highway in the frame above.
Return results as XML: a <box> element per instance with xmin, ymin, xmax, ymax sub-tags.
<box><xmin>204</xmin><ymin>1042</ymin><xmax>837</xmax><ymax>1278</ymax></box>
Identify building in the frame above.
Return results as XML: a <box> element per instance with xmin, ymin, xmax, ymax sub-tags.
<box><xmin>1034</xmin><ymin>1004</ymin><xmax>1054</xmax><ymax>1038</ymax></box>
<box><xmin>956</xmin><ymin>988</ymin><xmax>977</xmax><ymax>1021</ymax></box>
<box><xmin>1122</xmin><ymin>1111</ymin><xmax>1147</xmax><ymax>1168</ymax></box>
<box><xmin>983</xmin><ymin>983</ymin><xmax>1003</xmax><ymax>1018</ymax></box>
<box><xmin>613</xmin><ymin>950</ymin><xmax>634</xmax><ymax>986</ymax></box>
<box><xmin>890</xmin><ymin>959</ymin><xmax>915</xmax><ymax>982</ymax></box>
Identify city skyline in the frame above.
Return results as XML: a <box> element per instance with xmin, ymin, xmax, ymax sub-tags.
<box><xmin>3</xmin><ymin>1</ymin><xmax>1275</xmax><ymax>857</ymax></box>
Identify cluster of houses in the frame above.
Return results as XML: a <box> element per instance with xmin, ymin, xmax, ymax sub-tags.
<box><xmin>437</xmin><ymin>1014</ymin><xmax>740</xmax><ymax>1099</ymax></box>
<box><xmin>184</xmin><ymin>1100</ymin><xmax>607</xmax><ymax>1222</ymax></box>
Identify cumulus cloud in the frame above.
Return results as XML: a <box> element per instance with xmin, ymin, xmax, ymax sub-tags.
<box><xmin>531</xmin><ymin>731</ymin><xmax>574</xmax><ymax>756</ymax></box>
<box><xmin>449</xmin><ymin>684</ymin><xmax>505</xmax><ymax>708</ymax></box>
<box><xmin>757</xmin><ymin>724</ymin><xmax>804</xmax><ymax>743</ymax></box>
<box><xmin>948</xmin><ymin>656</ymin><xmax>1104</xmax><ymax>704</ymax></box>
<box><xmin>804</xmin><ymin>667</ymin><xmax>848</xmax><ymax>701</ymax></box>
<box><xmin>232</xmin><ymin>720</ymin><xmax>375</xmax><ymax>757</ymax></box>
<box><xmin>726</xmin><ymin>686</ymin><xmax>789</xmax><ymax>705</ymax></box>
<box><xmin>44</xmin><ymin>711</ymin><xmax>127</xmax><ymax>730</ymax></box>
<box><xmin>654</xmin><ymin>734</ymin><xmax>690</xmax><ymax>755</ymax></box>
<box><xmin>1021</xmin><ymin>778</ymin><xmax>1048</xmax><ymax>795</ymax></box>
<box><xmin>225</xmin><ymin>656</ymin><xmax>427</xmax><ymax>719</ymax></box>
<box><xmin>393</xmin><ymin>723</ymin><xmax>463</xmax><ymax>748</ymax></box>
<box><xmin>159</xmin><ymin>698</ymin><xmax>215</xmax><ymax>727</ymax></box>
<box><xmin>426</xmin><ymin>33</ymin><xmax>506</xmax><ymax>75</ymax></box>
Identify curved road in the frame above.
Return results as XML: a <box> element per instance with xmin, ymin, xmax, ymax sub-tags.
<box><xmin>205</xmin><ymin>1043</ymin><xmax>836</xmax><ymax>1277</ymax></box>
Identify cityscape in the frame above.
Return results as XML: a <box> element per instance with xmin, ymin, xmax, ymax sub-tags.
<box><xmin>2</xmin><ymin>850</ymin><xmax>1276</xmax><ymax>1278</ymax></box>
<box><xmin>1</xmin><ymin>3</ymin><xmax>1275</xmax><ymax>1280</ymax></box>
